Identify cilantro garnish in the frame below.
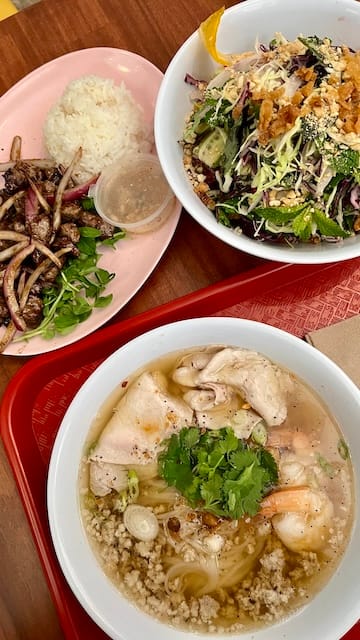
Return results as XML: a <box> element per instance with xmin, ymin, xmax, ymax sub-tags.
<box><xmin>158</xmin><ymin>427</ymin><xmax>278</xmax><ymax>519</ymax></box>
<box><xmin>17</xmin><ymin>226</ymin><xmax>125</xmax><ymax>341</ymax></box>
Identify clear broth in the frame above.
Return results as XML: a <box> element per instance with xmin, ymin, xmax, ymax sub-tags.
<box><xmin>79</xmin><ymin>346</ymin><xmax>354</xmax><ymax>633</ymax></box>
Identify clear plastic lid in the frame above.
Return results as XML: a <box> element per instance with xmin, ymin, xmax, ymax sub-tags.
<box><xmin>94</xmin><ymin>153</ymin><xmax>174</xmax><ymax>233</ymax></box>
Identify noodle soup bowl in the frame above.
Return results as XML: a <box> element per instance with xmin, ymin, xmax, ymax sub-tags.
<box><xmin>155</xmin><ymin>0</ymin><xmax>360</xmax><ymax>264</ymax></box>
<box><xmin>47</xmin><ymin>317</ymin><xmax>360</xmax><ymax>640</ymax></box>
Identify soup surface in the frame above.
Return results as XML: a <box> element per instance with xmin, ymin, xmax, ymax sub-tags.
<box><xmin>79</xmin><ymin>345</ymin><xmax>353</xmax><ymax>633</ymax></box>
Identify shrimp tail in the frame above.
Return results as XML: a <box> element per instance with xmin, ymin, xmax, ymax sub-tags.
<box><xmin>259</xmin><ymin>486</ymin><xmax>313</xmax><ymax>518</ymax></box>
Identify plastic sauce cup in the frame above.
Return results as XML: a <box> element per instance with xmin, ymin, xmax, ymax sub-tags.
<box><xmin>94</xmin><ymin>153</ymin><xmax>175</xmax><ymax>234</ymax></box>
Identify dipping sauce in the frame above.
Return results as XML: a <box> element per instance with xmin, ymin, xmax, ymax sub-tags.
<box><xmin>94</xmin><ymin>153</ymin><xmax>174</xmax><ymax>233</ymax></box>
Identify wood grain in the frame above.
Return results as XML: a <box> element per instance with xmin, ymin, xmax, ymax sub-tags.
<box><xmin>0</xmin><ymin>1</ymin><xmax>261</xmax><ymax>638</ymax></box>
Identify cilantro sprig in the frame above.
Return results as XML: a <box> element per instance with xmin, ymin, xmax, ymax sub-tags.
<box><xmin>158</xmin><ymin>427</ymin><xmax>278</xmax><ymax>519</ymax></box>
<box><xmin>17</xmin><ymin>226</ymin><xmax>125</xmax><ymax>341</ymax></box>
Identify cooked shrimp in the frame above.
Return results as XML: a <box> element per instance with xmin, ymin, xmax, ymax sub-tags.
<box><xmin>267</xmin><ymin>427</ymin><xmax>310</xmax><ymax>452</ymax></box>
<box><xmin>267</xmin><ymin>428</ymin><xmax>323</xmax><ymax>487</ymax></box>
<box><xmin>260</xmin><ymin>486</ymin><xmax>334</xmax><ymax>552</ymax></box>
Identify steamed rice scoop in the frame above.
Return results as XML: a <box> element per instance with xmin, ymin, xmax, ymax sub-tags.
<box><xmin>44</xmin><ymin>75</ymin><xmax>153</xmax><ymax>183</ymax></box>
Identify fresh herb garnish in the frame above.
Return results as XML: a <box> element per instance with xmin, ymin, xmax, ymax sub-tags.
<box><xmin>254</xmin><ymin>204</ymin><xmax>308</xmax><ymax>224</ymax></box>
<box><xmin>81</xmin><ymin>195</ymin><xmax>96</xmax><ymax>210</ymax></box>
<box><xmin>17</xmin><ymin>226</ymin><xmax>125</xmax><ymax>341</ymax></box>
<box><xmin>297</xmin><ymin>35</ymin><xmax>328</xmax><ymax>64</ymax></box>
<box><xmin>329</xmin><ymin>149</ymin><xmax>360</xmax><ymax>176</ymax></box>
<box><xmin>338</xmin><ymin>438</ymin><xmax>350</xmax><ymax>460</ymax></box>
<box><xmin>158</xmin><ymin>426</ymin><xmax>278</xmax><ymax>519</ymax></box>
<box><xmin>252</xmin><ymin>203</ymin><xmax>349</xmax><ymax>241</ymax></box>
<box><xmin>316</xmin><ymin>452</ymin><xmax>336</xmax><ymax>478</ymax></box>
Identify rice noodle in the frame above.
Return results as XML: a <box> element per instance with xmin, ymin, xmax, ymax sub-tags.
<box><xmin>165</xmin><ymin>561</ymin><xmax>218</xmax><ymax>596</ymax></box>
<box><xmin>139</xmin><ymin>476</ymin><xmax>179</xmax><ymax>507</ymax></box>
<box><xmin>218</xmin><ymin>537</ymin><xmax>266</xmax><ymax>589</ymax></box>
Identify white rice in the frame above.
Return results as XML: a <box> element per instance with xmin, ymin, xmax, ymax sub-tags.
<box><xmin>44</xmin><ymin>75</ymin><xmax>153</xmax><ymax>182</ymax></box>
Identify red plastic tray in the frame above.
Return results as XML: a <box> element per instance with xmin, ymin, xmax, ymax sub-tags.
<box><xmin>1</xmin><ymin>258</ymin><xmax>360</xmax><ymax>640</ymax></box>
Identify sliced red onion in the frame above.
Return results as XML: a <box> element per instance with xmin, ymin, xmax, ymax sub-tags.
<box><xmin>0</xmin><ymin>323</ymin><xmax>17</xmax><ymax>353</ymax></box>
<box><xmin>46</xmin><ymin>174</ymin><xmax>98</xmax><ymax>205</ymax></box>
<box><xmin>0</xmin><ymin>230</ymin><xmax>28</xmax><ymax>243</ymax></box>
<box><xmin>0</xmin><ymin>246</ymin><xmax>72</xmax><ymax>353</ymax></box>
<box><xmin>33</xmin><ymin>240</ymin><xmax>63</xmax><ymax>268</ymax></box>
<box><xmin>207</xmin><ymin>68</ymin><xmax>232</xmax><ymax>90</ymax></box>
<box><xmin>28</xmin><ymin>178</ymin><xmax>51</xmax><ymax>213</ymax></box>
<box><xmin>17</xmin><ymin>270</ymin><xmax>26</xmax><ymax>297</ymax></box>
<box><xmin>3</xmin><ymin>242</ymin><xmax>35</xmax><ymax>331</ymax></box>
<box><xmin>25</xmin><ymin>187</ymin><xmax>39</xmax><ymax>224</ymax></box>
<box><xmin>184</xmin><ymin>73</ymin><xmax>206</xmax><ymax>88</ymax></box>
<box><xmin>19</xmin><ymin>247</ymin><xmax>71</xmax><ymax>310</ymax></box>
<box><xmin>10</xmin><ymin>135</ymin><xmax>22</xmax><ymax>162</ymax></box>
<box><xmin>0</xmin><ymin>191</ymin><xmax>25</xmax><ymax>222</ymax></box>
<box><xmin>0</xmin><ymin>240</ymin><xmax>29</xmax><ymax>263</ymax></box>
<box><xmin>53</xmin><ymin>148</ymin><xmax>82</xmax><ymax>233</ymax></box>
<box><xmin>232</xmin><ymin>81</ymin><xmax>250</xmax><ymax>119</ymax></box>
<box><xmin>0</xmin><ymin>159</ymin><xmax>56</xmax><ymax>172</ymax></box>
<box><xmin>350</xmin><ymin>185</ymin><xmax>360</xmax><ymax>210</ymax></box>
<box><xmin>232</xmin><ymin>52</ymin><xmax>259</xmax><ymax>72</ymax></box>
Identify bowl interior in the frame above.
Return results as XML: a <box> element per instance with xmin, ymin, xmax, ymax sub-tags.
<box><xmin>155</xmin><ymin>0</ymin><xmax>360</xmax><ymax>264</ymax></box>
<box><xmin>48</xmin><ymin>317</ymin><xmax>360</xmax><ymax>640</ymax></box>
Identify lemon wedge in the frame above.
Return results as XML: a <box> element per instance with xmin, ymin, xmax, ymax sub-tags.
<box><xmin>198</xmin><ymin>6</ymin><xmax>232</xmax><ymax>66</ymax></box>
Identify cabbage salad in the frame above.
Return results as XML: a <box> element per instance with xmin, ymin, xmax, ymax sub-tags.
<box><xmin>182</xmin><ymin>34</ymin><xmax>360</xmax><ymax>244</ymax></box>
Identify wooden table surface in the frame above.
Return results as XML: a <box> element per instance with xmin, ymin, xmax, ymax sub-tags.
<box><xmin>0</xmin><ymin>0</ymin><xmax>267</xmax><ymax>638</ymax></box>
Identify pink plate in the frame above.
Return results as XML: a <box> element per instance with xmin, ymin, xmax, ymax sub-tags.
<box><xmin>0</xmin><ymin>47</ymin><xmax>181</xmax><ymax>356</ymax></box>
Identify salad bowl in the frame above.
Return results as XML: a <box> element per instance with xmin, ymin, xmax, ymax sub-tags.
<box><xmin>155</xmin><ymin>0</ymin><xmax>360</xmax><ymax>264</ymax></box>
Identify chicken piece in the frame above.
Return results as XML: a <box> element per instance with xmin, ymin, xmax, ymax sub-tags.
<box><xmin>172</xmin><ymin>349</ymin><xmax>217</xmax><ymax>387</ymax></box>
<box><xmin>183</xmin><ymin>383</ymin><xmax>241</xmax><ymax>430</ymax></box>
<box><xmin>195</xmin><ymin>348</ymin><xmax>289</xmax><ymax>426</ymax></box>
<box><xmin>89</xmin><ymin>461</ymin><xmax>128</xmax><ymax>497</ymax></box>
<box><xmin>184</xmin><ymin>384</ymin><xmax>265</xmax><ymax>435</ymax></box>
<box><xmin>90</xmin><ymin>371</ymin><xmax>194</xmax><ymax>467</ymax></box>
<box><xmin>183</xmin><ymin>382</ymin><xmax>232</xmax><ymax>411</ymax></box>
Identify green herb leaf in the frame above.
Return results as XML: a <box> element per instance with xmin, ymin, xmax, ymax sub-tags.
<box><xmin>81</xmin><ymin>196</ymin><xmax>95</xmax><ymax>211</ymax></box>
<box><xmin>312</xmin><ymin>208</ymin><xmax>349</xmax><ymax>238</ymax></box>
<box><xmin>80</xmin><ymin>226</ymin><xmax>102</xmax><ymax>238</ymax></box>
<box><xmin>17</xmin><ymin>230</ymin><xmax>123</xmax><ymax>343</ymax></box>
<box><xmin>102</xmin><ymin>230</ymin><xmax>126</xmax><ymax>246</ymax></box>
<box><xmin>316</xmin><ymin>452</ymin><xmax>336</xmax><ymax>478</ymax></box>
<box><xmin>329</xmin><ymin>148</ymin><xmax>360</xmax><ymax>176</ymax></box>
<box><xmin>158</xmin><ymin>426</ymin><xmax>278</xmax><ymax>519</ymax></box>
<box><xmin>94</xmin><ymin>294</ymin><xmax>113</xmax><ymax>308</ymax></box>
<box><xmin>253</xmin><ymin>204</ymin><xmax>307</xmax><ymax>225</ymax></box>
<box><xmin>338</xmin><ymin>438</ymin><xmax>350</xmax><ymax>460</ymax></box>
<box><xmin>292</xmin><ymin>208</ymin><xmax>313</xmax><ymax>241</ymax></box>
<box><xmin>298</xmin><ymin>35</ymin><xmax>328</xmax><ymax>64</ymax></box>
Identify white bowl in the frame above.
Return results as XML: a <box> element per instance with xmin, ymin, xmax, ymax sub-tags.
<box><xmin>154</xmin><ymin>0</ymin><xmax>360</xmax><ymax>264</ymax></box>
<box><xmin>47</xmin><ymin>317</ymin><xmax>360</xmax><ymax>640</ymax></box>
